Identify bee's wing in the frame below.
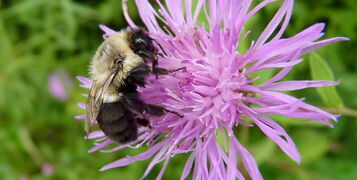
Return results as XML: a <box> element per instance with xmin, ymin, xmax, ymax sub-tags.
<box><xmin>85</xmin><ymin>66</ymin><xmax>121</xmax><ymax>134</ymax></box>
<box><xmin>86</xmin><ymin>81</ymin><xmax>102</xmax><ymax>134</ymax></box>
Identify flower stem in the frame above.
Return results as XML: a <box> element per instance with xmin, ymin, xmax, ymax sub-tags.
<box><xmin>321</xmin><ymin>107</ymin><xmax>357</xmax><ymax>117</ymax></box>
<box><xmin>268</xmin><ymin>158</ymin><xmax>333</xmax><ymax>180</ymax></box>
<box><xmin>18</xmin><ymin>127</ymin><xmax>45</xmax><ymax>167</ymax></box>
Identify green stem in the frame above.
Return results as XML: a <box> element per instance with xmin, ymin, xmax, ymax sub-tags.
<box><xmin>268</xmin><ymin>158</ymin><xmax>332</xmax><ymax>180</ymax></box>
<box><xmin>321</xmin><ymin>107</ymin><xmax>357</xmax><ymax>117</ymax></box>
<box><xmin>18</xmin><ymin>127</ymin><xmax>45</xmax><ymax>167</ymax></box>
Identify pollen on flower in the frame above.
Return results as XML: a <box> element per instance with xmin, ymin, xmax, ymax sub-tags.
<box><xmin>76</xmin><ymin>0</ymin><xmax>347</xmax><ymax>179</ymax></box>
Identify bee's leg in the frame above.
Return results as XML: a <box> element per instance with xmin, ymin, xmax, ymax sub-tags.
<box><xmin>137</xmin><ymin>51</ymin><xmax>186</xmax><ymax>78</ymax></box>
<box><xmin>151</xmin><ymin>38</ymin><xmax>168</xmax><ymax>56</ymax></box>
<box><xmin>144</xmin><ymin>104</ymin><xmax>184</xmax><ymax>118</ymax></box>
<box><xmin>150</xmin><ymin>67</ymin><xmax>186</xmax><ymax>75</ymax></box>
<box><xmin>122</xmin><ymin>93</ymin><xmax>145</xmax><ymax>115</ymax></box>
<box><xmin>137</xmin><ymin>51</ymin><xmax>159</xmax><ymax>78</ymax></box>
<box><xmin>138</xmin><ymin>51</ymin><xmax>156</xmax><ymax>60</ymax></box>
<box><xmin>135</xmin><ymin>118</ymin><xmax>151</xmax><ymax>128</ymax></box>
<box><xmin>163</xmin><ymin>108</ymin><xmax>184</xmax><ymax>118</ymax></box>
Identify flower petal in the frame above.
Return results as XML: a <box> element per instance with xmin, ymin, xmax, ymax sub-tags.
<box><xmin>88</xmin><ymin>140</ymin><xmax>112</xmax><ymax>153</ymax></box>
<box><xmin>180</xmin><ymin>153</ymin><xmax>196</xmax><ymax>180</ymax></box>
<box><xmin>260</xmin><ymin>80</ymin><xmax>339</xmax><ymax>91</ymax></box>
<box><xmin>76</xmin><ymin>76</ymin><xmax>92</xmax><ymax>87</ymax></box>
<box><xmin>241</xmin><ymin>105</ymin><xmax>301</xmax><ymax>163</ymax></box>
<box><xmin>254</xmin><ymin>0</ymin><xmax>293</xmax><ymax>47</ymax></box>
<box><xmin>100</xmin><ymin>141</ymin><xmax>167</xmax><ymax>171</ymax></box>
<box><xmin>99</xmin><ymin>24</ymin><xmax>117</xmax><ymax>39</ymax></box>
<box><xmin>301</xmin><ymin>37</ymin><xmax>349</xmax><ymax>55</ymax></box>
<box><xmin>233</xmin><ymin>138</ymin><xmax>263</xmax><ymax>180</ymax></box>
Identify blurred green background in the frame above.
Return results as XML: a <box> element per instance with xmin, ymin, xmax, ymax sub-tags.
<box><xmin>0</xmin><ymin>0</ymin><xmax>356</xmax><ymax>179</ymax></box>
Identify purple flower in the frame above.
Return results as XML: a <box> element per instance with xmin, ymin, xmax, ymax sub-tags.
<box><xmin>41</xmin><ymin>163</ymin><xmax>54</xmax><ymax>177</ymax></box>
<box><xmin>77</xmin><ymin>0</ymin><xmax>347</xmax><ymax>179</ymax></box>
<box><xmin>49</xmin><ymin>70</ymin><xmax>73</xmax><ymax>101</ymax></box>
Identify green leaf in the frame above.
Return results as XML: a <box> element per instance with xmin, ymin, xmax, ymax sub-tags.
<box><xmin>309</xmin><ymin>52</ymin><xmax>344</xmax><ymax>108</ymax></box>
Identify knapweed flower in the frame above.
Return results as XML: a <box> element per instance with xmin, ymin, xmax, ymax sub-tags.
<box><xmin>41</xmin><ymin>163</ymin><xmax>54</xmax><ymax>177</ymax></box>
<box><xmin>76</xmin><ymin>0</ymin><xmax>347</xmax><ymax>179</ymax></box>
<box><xmin>49</xmin><ymin>70</ymin><xmax>73</xmax><ymax>101</ymax></box>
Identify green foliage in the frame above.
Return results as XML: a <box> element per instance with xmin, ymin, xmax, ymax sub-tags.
<box><xmin>0</xmin><ymin>0</ymin><xmax>356</xmax><ymax>179</ymax></box>
<box><xmin>292</xmin><ymin>129</ymin><xmax>329</xmax><ymax>165</ymax></box>
<box><xmin>309</xmin><ymin>52</ymin><xmax>344</xmax><ymax>108</ymax></box>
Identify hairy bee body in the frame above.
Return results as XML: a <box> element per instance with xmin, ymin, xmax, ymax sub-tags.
<box><xmin>87</xmin><ymin>28</ymin><xmax>167</xmax><ymax>143</ymax></box>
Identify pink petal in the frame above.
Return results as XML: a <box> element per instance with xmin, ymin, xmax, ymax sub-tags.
<box><xmin>76</xmin><ymin>76</ymin><xmax>92</xmax><ymax>88</ymax></box>
<box><xmin>233</xmin><ymin>138</ymin><xmax>263</xmax><ymax>180</ymax></box>
<box><xmin>74</xmin><ymin>115</ymin><xmax>86</xmax><ymax>120</ymax></box>
<box><xmin>100</xmin><ymin>141</ymin><xmax>167</xmax><ymax>171</ymax></box>
<box><xmin>260</xmin><ymin>80</ymin><xmax>339</xmax><ymax>91</ymax></box>
<box><xmin>242</xmin><ymin>105</ymin><xmax>301</xmax><ymax>163</ymax></box>
<box><xmin>88</xmin><ymin>140</ymin><xmax>112</xmax><ymax>153</ymax></box>
<box><xmin>260</xmin><ymin>90</ymin><xmax>337</xmax><ymax>122</ymax></box>
<box><xmin>87</xmin><ymin>131</ymin><xmax>105</xmax><ymax>139</ymax></box>
<box><xmin>180</xmin><ymin>153</ymin><xmax>196</xmax><ymax>180</ymax></box>
<box><xmin>260</xmin><ymin>66</ymin><xmax>293</xmax><ymax>86</ymax></box>
<box><xmin>99</xmin><ymin>24</ymin><xmax>117</xmax><ymax>39</ymax></box>
<box><xmin>77</xmin><ymin>103</ymin><xmax>86</xmax><ymax>110</ymax></box>
<box><xmin>301</xmin><ymin>37</ymin><xmax>349</xmax><ymax>55</ymax></box>
<box><xmin>122</xmin><ymin>0</ymin><xmax>138</xmax><ymax>28</ymax></box>
<box><xmin>254</xmin><ymin>0</ymin><xmax>293</xmax><ymax>47</ymax></box>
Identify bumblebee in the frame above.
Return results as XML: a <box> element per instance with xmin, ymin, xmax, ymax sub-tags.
<box><xmin>86</xmin><ymin>28</ymin><xmax>184</xmax><ymax>143</ymax></box>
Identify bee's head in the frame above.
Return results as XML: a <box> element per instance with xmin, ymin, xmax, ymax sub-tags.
<box><xmin>128</xmin><ymin>28</ymin><xmax>160</xmax><ymax>71</ymax></box>
<box><xmin>129</xmin><ymin>28</ymin><xmax>156</xmax><ymax>55</ymax></box>
<box><xmin>90</xmin><ymin>31</ymin><xmax>145</xmax><ymax>82</ymax></box>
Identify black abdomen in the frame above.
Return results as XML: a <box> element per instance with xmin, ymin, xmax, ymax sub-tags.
<box><xmin>97</xmin><ymin>102</ymin><xmax>138</xmax><ymax>143</ymax></box>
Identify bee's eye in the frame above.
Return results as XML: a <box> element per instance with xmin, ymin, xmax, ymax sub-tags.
<box><xmin>115</xmin><ymin>58</ymin><xmax>123</xmax><ymax>64</ymax></box>
<box><xmin>135</xmin><ymin>38</ymin><xmax>147</xmax><ymax>47</ymax></box>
